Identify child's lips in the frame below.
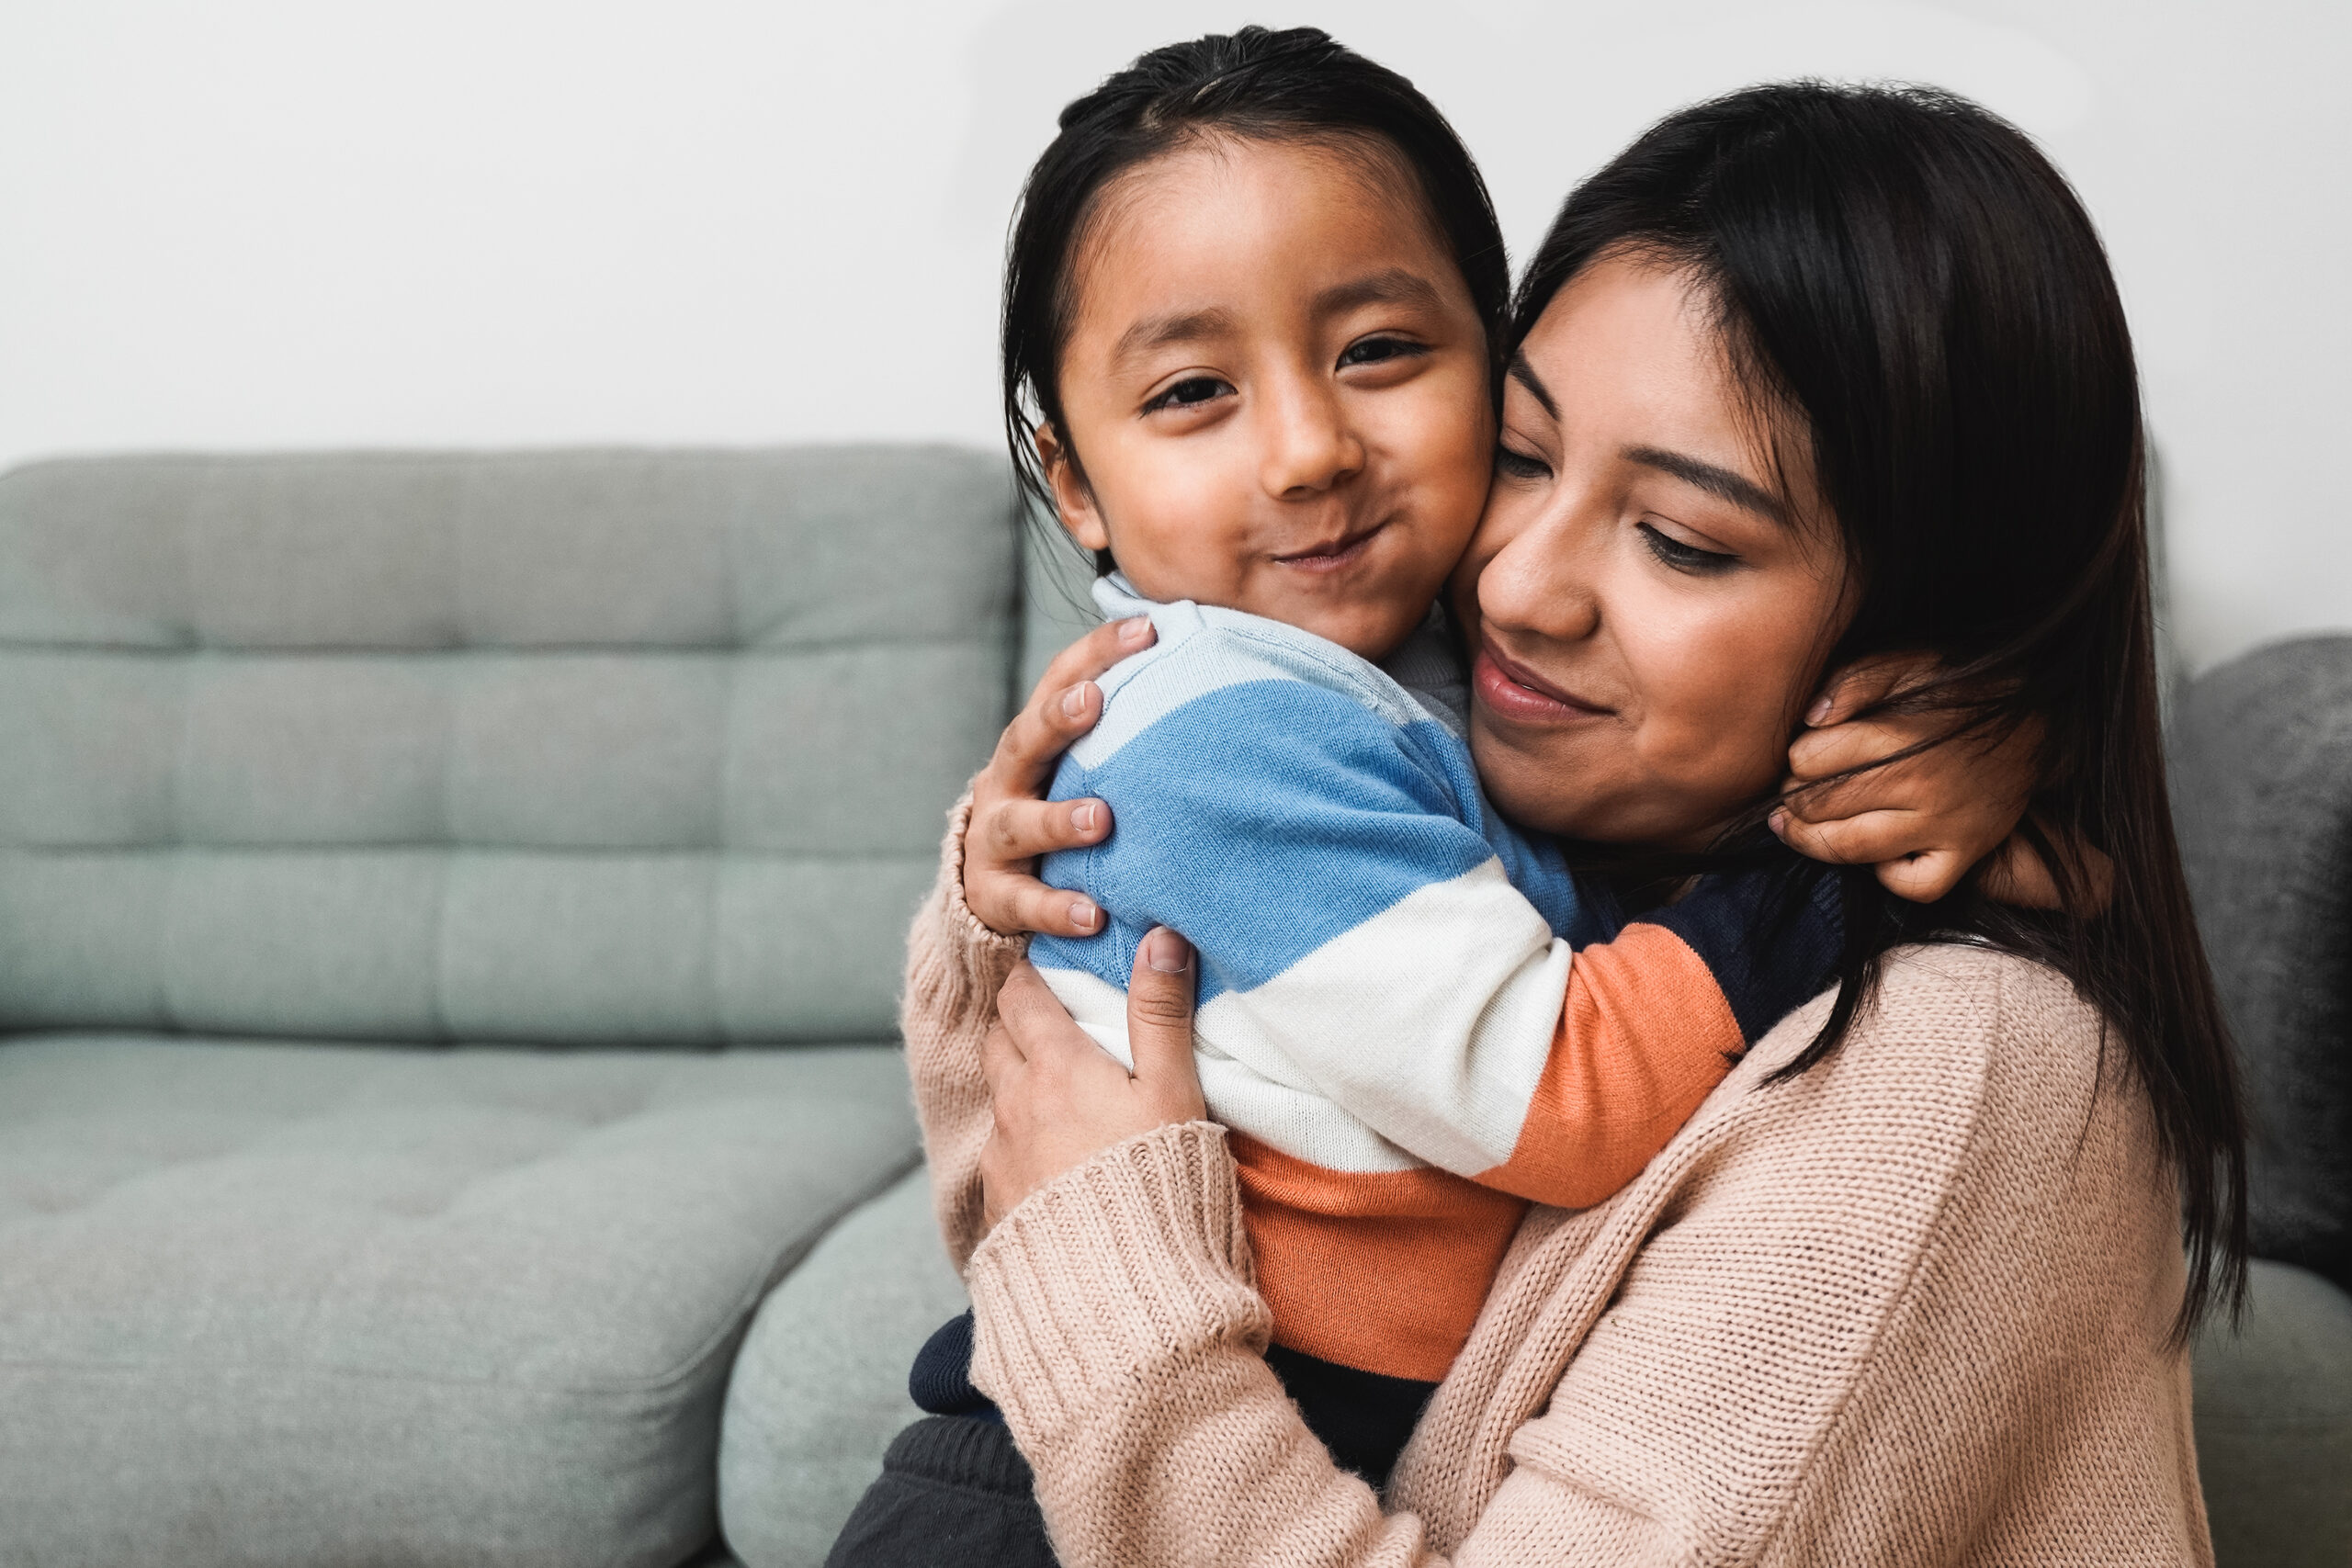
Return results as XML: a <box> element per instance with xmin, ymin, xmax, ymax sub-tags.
<box><xmin>1272</xmin><ymin>521</ymin><xmax>1386</xmax><ymax>572</ymax></box>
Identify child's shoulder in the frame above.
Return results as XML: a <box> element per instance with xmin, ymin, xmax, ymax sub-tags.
<box><xmin>1071</xmin><ymin>597</ymin><xmax>1434</xmax><ymax>770</ymax></box>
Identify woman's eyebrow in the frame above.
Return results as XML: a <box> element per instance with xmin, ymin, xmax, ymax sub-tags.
<box><xmin>1624</xmin><ymin>445</ymin><xmax>1788</xmax><ymax>525</ymax></box>
<box><xmin>1112</xmin><ymin>307</ymin><xmax>1238</xmax><ymax>367</ymax></box>
<box><xmin>1507</xmin><ymin>351</ymin><xmax>1557</xmax><ymax>418</ymax></box>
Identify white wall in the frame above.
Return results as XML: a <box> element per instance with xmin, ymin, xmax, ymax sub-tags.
<box><xmin>4</xmin><ymin>0</ymin><xmax>2344</xmax><ymax>672</ymax></box>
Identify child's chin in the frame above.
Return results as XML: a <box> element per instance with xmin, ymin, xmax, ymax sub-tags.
<box><xmin>1292</xmin><ymin>601</ymin><xmax>1423</xmax><ymax>662</ymax></box>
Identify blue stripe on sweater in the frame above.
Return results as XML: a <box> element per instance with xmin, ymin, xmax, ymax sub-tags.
<box><xmin>1031</xmin><ymin>678</ymin><xmax>1598</xmax><ymax>1009</ymax></box>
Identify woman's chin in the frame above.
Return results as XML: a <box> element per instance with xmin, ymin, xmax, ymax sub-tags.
<box><xmin>1469</xmin><ymin>721</ymin><xmax>1606</xmax><ymax>838</ymax></box>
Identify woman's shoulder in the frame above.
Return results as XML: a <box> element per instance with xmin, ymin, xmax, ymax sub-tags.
<box><xmin>1751</xmin><ymin>942</ymin><xmax>2104</xmax><ymax>1097</ymax></box>
<box><xmin>1714</xmin><ymin>942</ymin><xmax>2150</xmax><ymax>1206</ymax></box>
<box><xmin>1459</xmin><ymin>946</ymin><xmax>2178</xmax><ymax>1561</ymax></box>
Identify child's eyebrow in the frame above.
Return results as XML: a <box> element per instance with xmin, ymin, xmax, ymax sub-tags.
<box><xmin>1113</xmin><ymin>308</ymin><xmax>1238</xmax><ymax>367</ymax></box>
<box><xmin>1313</xmin><ymin>267</ymin><xmax>1444</xmax><ymax>319</ymax></box>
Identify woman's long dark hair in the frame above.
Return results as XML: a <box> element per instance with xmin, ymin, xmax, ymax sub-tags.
<box><xmin>1516</xmin><ymin>82</ymin><xmax>2245</xmax><ymax>1334</ymax></box>
<box><xmin>1000</xmin><ymin>27</ymin><xmax>1509</xmax><ymax>522</ymax></box>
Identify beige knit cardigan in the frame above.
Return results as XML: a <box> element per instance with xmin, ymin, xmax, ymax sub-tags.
<box><xmin>904</xmin><ymin>802</ymin><xmax>2214</xmax><ymax>1567</ymax></box>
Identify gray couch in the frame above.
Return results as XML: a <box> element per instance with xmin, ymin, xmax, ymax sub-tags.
<box><xmin>2173</xmin><ymin>637</ymin><xmax>2352</xmax><ymax>1568</ymax></box>
<box><xmin>0</xmin><ymin>447</ymin><xmax>2340</xmax><ymax>1567</ymax></box>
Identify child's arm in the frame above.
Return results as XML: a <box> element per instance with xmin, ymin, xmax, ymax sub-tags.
<box><xmin>1069</xmin><ymin>671</ymin><xmax>1838</xmax><ymax>1209</ymax></box>
<box><xmin>1468</xmin><ymin>870</ymin><xmax>1839</xmax><ymax>1208</ymax></box>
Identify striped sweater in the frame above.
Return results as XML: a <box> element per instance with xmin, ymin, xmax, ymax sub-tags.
<box><xmin>1029</xmin><ymin>575</ymin><xmax>1843</xmax><ymax>1390</ymax></box>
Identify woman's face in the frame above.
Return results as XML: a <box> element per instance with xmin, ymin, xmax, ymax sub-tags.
<box><xmin>1453</xmin><ymin>254</ymin><xmax>1850</xmax><ymax>850</ymax></box>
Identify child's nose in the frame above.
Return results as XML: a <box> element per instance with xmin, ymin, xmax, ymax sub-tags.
<box><xmin>1260</xmin><ymin>382</ymin><xmax>1363</xmax><ymax>497</ymax></box>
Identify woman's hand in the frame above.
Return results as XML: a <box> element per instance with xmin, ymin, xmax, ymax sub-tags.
<box><xmin>977</xmin><ymin>929</ymin><xmax>1208</xmax><ymax>1230</ymax></box>
<box><xmin>965</xmin><ymin>616</ymin><xmax>1157</xmax><ymax>938</ymax></box>
<box><xmin>1773</xmin><ymin>655</ymin><xmax>2041</xmax><ymax>902</ymax></box>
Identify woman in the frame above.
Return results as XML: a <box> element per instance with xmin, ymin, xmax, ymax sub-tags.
<box><xmin>895</xmin><ymin>83</ymin><xmax>2244</xmax><ymax>1564</ymax></box>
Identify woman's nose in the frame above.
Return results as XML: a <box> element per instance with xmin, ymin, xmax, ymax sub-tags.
<box><xmin>1259</xmin><ymin>379</ymin><xmax>1363</xmax><ymax>498</ymax></box>
<box><xmin>1479</xmin><ymin>516</ymin><xmax>1601</xmax><ymax>643</ymax></box>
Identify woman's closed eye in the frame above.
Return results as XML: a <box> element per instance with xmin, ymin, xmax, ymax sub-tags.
<box><xmin>1637</xmin><ymin>520</ymin><xmax>1741</xmax><ymax>575</ymax></box>
<box><xmin>1142</xmin><ymin>375</ymin><xmax>1235</xmax><ymax>414</ymax></box>
<box><xmin>1494</xmin><ymin>442</ymin><xmax>1550</xmax><ymax>481</ymax></box>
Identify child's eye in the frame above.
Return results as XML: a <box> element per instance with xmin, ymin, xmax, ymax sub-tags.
<box><xmin>1338</xmin><ymin>335</ymin><xmax>1426</xmax><ymax>369</ymax></box>
<box><xmin>1143</xmin><ymin>376</ymin><xmax>1233</xmax><ymax>413</ymax></box>
<box><xmin>1636</xmin><ymin>521</ymin><xmax>1741</xmax><ymax>575</ymax></box>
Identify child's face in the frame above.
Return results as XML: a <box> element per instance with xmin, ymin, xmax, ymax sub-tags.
<box><xmin>1043</xmin><ymin>135</ymin><xmax>1493</xmax><ymax>661</ymax></box>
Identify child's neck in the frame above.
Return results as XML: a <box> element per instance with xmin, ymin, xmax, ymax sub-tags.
<box><xmin>1093</xmin><ymin>569</ymin><xmax>1431</xmax><ymax>666</ymax></box>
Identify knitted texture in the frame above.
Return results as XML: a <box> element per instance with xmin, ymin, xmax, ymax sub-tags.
<box><xmin>902</xmin><ymin>794</ymin><xmax>1028</xmax><ymax>1269</ymax></box>
<box><xmin>1018</xmin><ymin>576</ymin><xmax>1839</xmax><ymax>1382</ymax></box>
<box><xmin>907</xmin><ymin>853</ymin><xmax>2216</xmax><ymax>1568</ymax></box>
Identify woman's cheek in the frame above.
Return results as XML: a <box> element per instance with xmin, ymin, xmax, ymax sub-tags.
<box><xmin>1629</xmin><ymin>615</ymin><xmax>1788</xmax><ymax>817</ymax></box>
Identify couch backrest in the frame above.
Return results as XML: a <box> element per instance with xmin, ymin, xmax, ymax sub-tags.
<box><xmin>0</xmin><ymin>447</ymin><xmax>1019</xmax><ymax>1045</ymax></box>
<box><xmin>2172</xmin><ymin>635</ymin><xmax>2352</xmax><ymax>1286</ymax></box>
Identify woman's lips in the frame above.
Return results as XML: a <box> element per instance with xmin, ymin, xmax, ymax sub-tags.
<box><xmin>1472</xmin><ymin>641</ymin><xmax>1614</xmax><ymax>724</ymax></box>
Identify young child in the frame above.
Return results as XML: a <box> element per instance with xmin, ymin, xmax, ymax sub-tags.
<box><xmin>909</xmin><ymin>28</ymin><xmax>2027</xmax><ymax>1486</ymax></box>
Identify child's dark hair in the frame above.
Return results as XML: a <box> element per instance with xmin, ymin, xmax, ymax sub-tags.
<box><xmin>1001</xmin><ymin>26</ymin><xmax>1507</xmax><ymax>518</ymax></box>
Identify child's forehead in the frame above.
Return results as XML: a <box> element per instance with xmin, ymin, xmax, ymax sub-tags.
<box><xmin>1067</xmin><ymin>134</ymin><xmax>1460</xmax><ymax>323</ymax></box>
<box><xmin>1089</xmin><ymin>130</ymin><xmax>1429</xmax><ymax>240</ymax></box>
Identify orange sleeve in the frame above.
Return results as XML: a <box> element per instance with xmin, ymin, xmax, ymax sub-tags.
<box><xmin>1475</xmin><ymin>923</ymin><xmax>1744</xmax><ymax>1210</ymax></box>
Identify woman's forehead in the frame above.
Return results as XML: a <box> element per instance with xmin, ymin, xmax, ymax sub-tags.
<box><xmin>1518</xmin><ymin>256</ymin><xmax>1824</xmax><ymax>530</ymax></box>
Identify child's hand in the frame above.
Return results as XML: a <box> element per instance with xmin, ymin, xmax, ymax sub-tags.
<box><xmin>1771</xmin><ymin>655</ymin><xmax>2040</xmax><ymax>903</ymax></box>
<box><xmin>966</xmin><ymin>616</ymin><xmax>1156</xmax><ymax>936</ymax></box>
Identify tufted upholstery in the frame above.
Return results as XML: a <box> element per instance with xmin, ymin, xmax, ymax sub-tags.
<box><xmin>0</xmin><ymin>1033</ymin><xmax>918</xmax><ymax>1564</ymax></box>
<box><xmin>0</xmin><ymin>448</ymin><xmax>1019</xmax><ymax>1043</ymax></box>
<box><xmin>0</xmin><ymin>446</ymin><xmax>1023</xmax><ymax>1567</ymax></box>
<box><xmin>718</xmin><ymin>1166</ymin><xmax>968</xmax><ymax>1566</ymax></box>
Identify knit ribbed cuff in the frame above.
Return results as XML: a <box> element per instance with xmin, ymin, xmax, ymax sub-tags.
<box><xmin>942</xmin><ymin>790</ymin><xmax>1031</xmax><ymax>972</ymax></box>
<box><xmin>965</xmin><ymin>1121</ymin><xmax>1272</xmax><ymax>1445</ymax></box>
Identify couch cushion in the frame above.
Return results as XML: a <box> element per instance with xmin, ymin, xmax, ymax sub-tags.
<box><xmin>0</xmin><ymin>448</ymin><xmax>1017</xmax><ymax>1043</ymax></box>
<box><xmin>0</xmin><ymin>1033</ymin><xmax>920</xmax><ymax>1568</ymax></box>
<box><xmin>718</xmin><ymin>1167</ymin><xmax>967</xmax><ymax>1568</ymax></box>
<box><xmin>1017</xmin><ymin>504</ymin><xmax>1104</xmax><ymax>702</ymax></box>
<box><xmin>2192</xmin><ymin>1258</ymin><xmax>2352</xmax><ymax>1568</ymax></box>
<box><xmin>2171</xmin><ymin>636</ymin><xmax>2352</xmax><ymax>1284</ymax></box>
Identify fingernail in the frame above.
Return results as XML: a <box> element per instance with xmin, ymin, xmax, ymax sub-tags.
<box><xmin>1145</xmin><ymin>928</ymin><xmax>1192</xmax><ymax>974</ymax></box>
<box><xmin>1060</xmin><ymin>682</ymin><xmax>1089</xmax><ymax>718</ymax></box>
<box><xmin>1072</xmin><ymin>801</ymin><xmax>1099</xmax><ymax>834</ymax></box>
<box><xmin>1120</xmin><ymin>616</ymin><xmax>1151</xmax><ymax>647</ymax></box>
<box><xmin>1769</xmin><ymin>808</ymin><xmax>1789</xmax><ymax>836</ymax></box>
<box><xmin>1806</xmin><ymin>694</ymin><xmax>1833</xmax><ymax>726</ymax></box>
<box><xmin>1069</xmin><ymin>899</ymin><xmax>1098</xmax><ymax>933</ymax></box>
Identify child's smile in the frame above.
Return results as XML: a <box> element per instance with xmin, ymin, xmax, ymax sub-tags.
<box><xmin>1035</xmin><ymin>133</ymin><xmax>1496</xmax><ymax>662</ymax></box>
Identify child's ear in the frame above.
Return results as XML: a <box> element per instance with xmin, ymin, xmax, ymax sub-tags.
<box><xmin>1036</xmin><ymin>424</ymin><xmax>1112</xmax><ymax>554</ymax></box>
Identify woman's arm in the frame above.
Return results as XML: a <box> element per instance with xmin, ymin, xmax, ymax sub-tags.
<box><xmin>900</xmin><ymin>795</ymin><xmax>1032</xmax><ymax>1266</ymax></box>
<box><xmin>970</xmin><ymin>946</ymin><xmax>2194</xmax><ymax>1568</ymax></box>
<box><xmin>971</xmin><ymin>1122</ymin><xmax>1449</xmax><ymax>1568</ymax></box>
<box><xmin>967</xmin><ymin>937</ymin><xmax>1449</xmax><ymax>1566</ymax></box>
<box><xmin>900</xmin><ymin>617</ymin><xmax>1150</xmax><ymax>1266</ymax></box>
